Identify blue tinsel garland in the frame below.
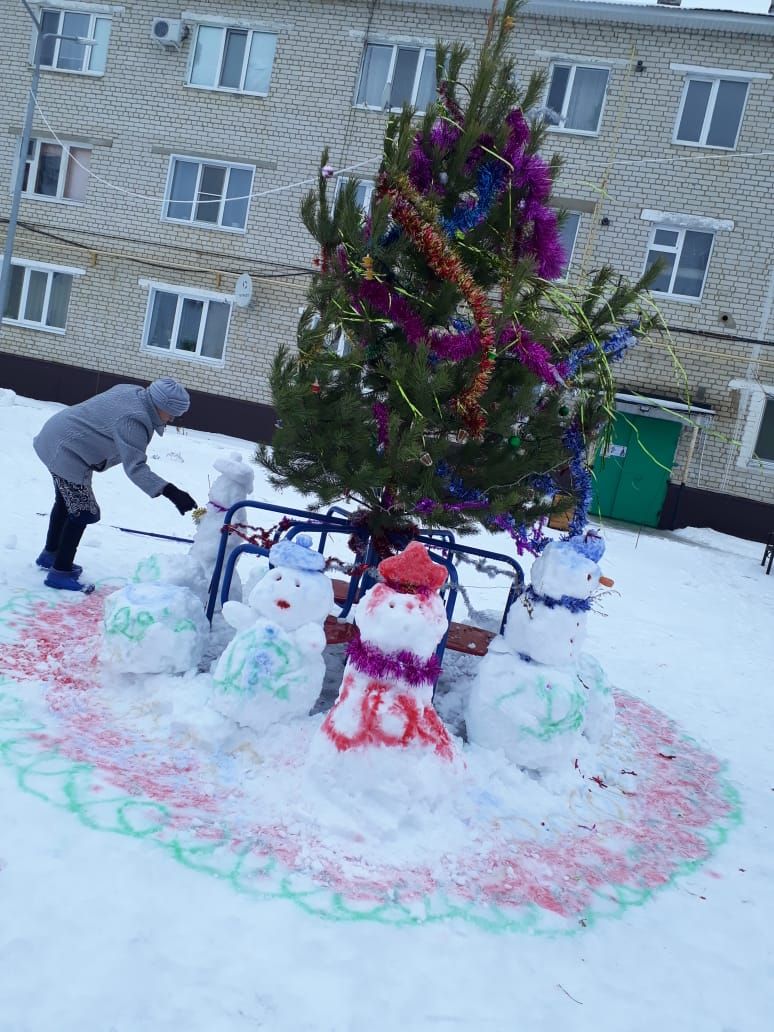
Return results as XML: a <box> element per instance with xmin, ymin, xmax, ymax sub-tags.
<box><xmin>440</xmin><ymin>161</ymin><xmax>508</xmax><ymax>238</ymax></box>
<box><xmin>524</xmin><ymin>584</ymin><xmax>592</xmax><ymax>614</ymax></box>
<box><xmin>563</xmin><ymin>324</ymin><xmax>638</xmax><ymax>377</ymax></box>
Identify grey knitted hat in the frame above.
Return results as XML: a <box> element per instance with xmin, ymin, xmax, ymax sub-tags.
<box><xmin>148</xmin><ymin>377</ymin><xmax>190</xmax><ymax>417</ymax></box>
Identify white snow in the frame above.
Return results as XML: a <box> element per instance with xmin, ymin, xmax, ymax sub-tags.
<box><xmin>0</xmin><ymin>392</ymin><xmax>773</xmax><ymax>1032</ymax></box>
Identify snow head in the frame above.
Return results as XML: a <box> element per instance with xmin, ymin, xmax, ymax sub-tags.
<box><xmin>529</xmin><ymin>534</ymin><xmax>608</xmax><ymax>604</ymax></box>
<box><xmin>208</xmin><ymin>452</ymin><xmax>254</xmax><ymax>509</ymax></box>
<box><xmin>354</xmin><ymin>540</ymin><xmax>449</xmax><ymax>660</ymax></box>
<box><xmin>189</xmin><ymin>452</ymin><xmax>255</xmax><ymax>588</ymax></box>
<box><xmin>223</xmin><ymin>533</ymin><xmax>333</xmax><ymax>635</ymax></box>
<box><xmin>504</xmin><ymin>532</ymin><xmax>613</xmax><ymax>667</ymax></box>
<box><xmin>250</xmin><ymin>533</ymin><xmax>333</xmax><ymax>632</ymax></box>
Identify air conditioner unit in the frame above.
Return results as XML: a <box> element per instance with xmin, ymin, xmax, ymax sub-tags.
<box><xmin>151</xmin><ymin>18</ymin><xmax>188</xmax><ymax>49</ymax></box>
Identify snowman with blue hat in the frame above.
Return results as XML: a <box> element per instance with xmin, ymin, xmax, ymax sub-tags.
<box><xmin>466</xmin><ymin>530</ymin><xmax>616</xmax><ymax>776</ymax></box>
<box><xmin>210</xmin><ymin>533</ymin><xmax>334</xmax><ymax>735</ymax></box>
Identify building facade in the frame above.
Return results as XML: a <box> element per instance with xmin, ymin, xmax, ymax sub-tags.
<box><xmin>0</xmin><ymin>0</ymin><xmax>772</xmax><ymax>536</ymax></box>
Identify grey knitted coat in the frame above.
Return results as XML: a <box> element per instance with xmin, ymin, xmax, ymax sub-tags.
<box><xmin>33</xmin><ymin>384</ymin><xmax>169</xmax><ymax>497</ymax></box>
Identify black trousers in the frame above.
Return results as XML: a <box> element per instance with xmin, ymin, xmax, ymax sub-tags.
<box><xmin>44</xmin><ymin>478</ymin><xmax>100</xmax><ymax>572</ymax></box>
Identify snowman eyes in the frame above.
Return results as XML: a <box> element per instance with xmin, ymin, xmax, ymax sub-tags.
<box><xmin>388</xmin><ymin>602</ymin><xmax>395</xmax><ymax>609</ymax></box>
<box><xmin>294</xmin><ymin>579</ymin><xmax>301</xmax><ymax>588</ymax></box>
<box><xmin>587</xmin><ymin>573</ymin><xmax>592</xmax><ymax>581</ymax></box>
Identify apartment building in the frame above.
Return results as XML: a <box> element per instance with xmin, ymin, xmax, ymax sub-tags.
<box><xmin>0</xmin><ymin>0</ymin><xmax>772</xmax><ymax>537</ymax></box>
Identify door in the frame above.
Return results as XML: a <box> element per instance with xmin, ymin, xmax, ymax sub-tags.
<box><xmin>591</xmin><ymin>413</ymin><xmax>681</xmax><ymax>527</ymax></box>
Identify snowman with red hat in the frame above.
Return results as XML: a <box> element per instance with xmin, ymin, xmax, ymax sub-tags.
<box><xmin>310</xmin><ymin>542</ymin><xmax>461</xmax><ymax>811</ymax></box>
<box><xmin>466</xmin><ymin>531</ymin><xmax>616</xmax><ymax>777</ymax></box>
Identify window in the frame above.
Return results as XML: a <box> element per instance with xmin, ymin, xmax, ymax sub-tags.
<box><xmin>674</xmin><ymin>76</ymin><xmax>749</xmax><ymax>149</ymax></box>
<box><xmin>355</xmin><ymin>43</ymin><xmax>436</xmax><ymax>112</ymax></box>
<box><xmin>163</xmin><ymin>157</ymin><xmax>254</xmax><ymax>231</ymax></box>
<box><xmin>188</xmin><ymin>24</ymin><xmax>277</xmax><ymax>95</ymax></box>
<box><xmin>644</xmin><ymin>226</ymin><xmax>714</xmax><ymax>299</ymax></box>
<box><xmin>37</xmin><ymin>8</ymin><xmax>111</xmax><ymax>74</ymax></box>
<box><xmin>22</xmin><ymin>138</ymin><xmax>91</xmax><ymax>202</ymax></box>
<box><xmin>754</xmin><ymin>399</ymin><xmax>774</xmax><ymax>463</ymax></box>
<box><xmin>557</xmin><ymin>211</ymin><xmax>581</xmax><ymax>279</ymax></box>
<box><xmin>545</xmin><ymin>63</ymin><xmax>609</xmax><ymax>134</ymax></box>
<box><xmin>2</xmin><ymin>259</ymin><xmax>79</xmax><ymax>331</ymax></box>
<box><xmin>335</xmin><ymin>177</ymin><xmax>375</xmax><ymax>214</ymax></box>
<box><xmin>143</xmin><ymin>285</ymin><xmax>232</xmax><ymax>363</ymax></box>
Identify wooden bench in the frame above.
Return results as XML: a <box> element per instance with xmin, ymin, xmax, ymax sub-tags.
<box><xmin>324</xmin><ymin>578</ymin><xmax>497</xmax><ymax>657</ymax></box>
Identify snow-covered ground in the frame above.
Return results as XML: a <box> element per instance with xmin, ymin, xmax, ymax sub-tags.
<box><xmin>0</xmin><ymin>389</ymin><xmax>772</xmax><ymax>1032</ymax></box>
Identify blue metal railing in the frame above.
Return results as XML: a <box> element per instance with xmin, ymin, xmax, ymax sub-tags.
<box><xmin>206</xmin><ymin>499</ymin><xmax>525</xmax><ymax>664</ymax></box>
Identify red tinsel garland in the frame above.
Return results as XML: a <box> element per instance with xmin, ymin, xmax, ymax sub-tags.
<box><xmin>379</xmin><ymin>175</ymin><xmax>498</xmax><ymax>435</ymax></box>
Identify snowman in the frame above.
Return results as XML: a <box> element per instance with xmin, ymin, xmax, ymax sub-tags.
<box><xmin>465</xmin><ymin>531</ymin><xmax>616</xmax><ymax>775</ymax></box>
<box><xmin>311</xmin><ymin>542</ymin><xmax>460</xmax><ymax>814</ymax></box>
<box><xmin>210</xmin><ymin>533</ymin><xmax>334</xmax><ymax>735</ymax></box>
<box><xmin>189</xmin><ymin>451</ymin><xmax>255</xmax><ymax>607</ymax></box>
<box><xmin>102</xmin><ymin>580</ymin><xmax>209</xmax><ymax>675</ymax></box>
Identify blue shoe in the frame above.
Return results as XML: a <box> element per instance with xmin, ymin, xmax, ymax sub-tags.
<box><xmin>36</xmin><ymin>550</ymin><xmax>82</xmax><ymax>577</ymax></box>
<box><xmin>44</xmin><ymin>568</ymin><xmax>94</xmax><ymax>593</ymax></box>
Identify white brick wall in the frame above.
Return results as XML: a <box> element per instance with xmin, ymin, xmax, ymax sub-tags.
<box><xmin>0</xmin><ymin>0</ymin><xmax>772</xmax><ymax>502</ymax></box>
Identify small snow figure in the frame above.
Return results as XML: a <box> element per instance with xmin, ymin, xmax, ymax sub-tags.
<box><xmin>210</xmin><ymin>533</ymin><xmax>333</xmax><ymax>734</ymax></box>
<box><xmin>466</xmin><ymin>531</ymin><xmax>616</xmax><ymax>775</ymax></box>
<box><xmin>102</xmin><ymin>581</ymin><xmax>209</xmax><ymax>675</ymax></box>
<box><xmin>189</xmin><ymin>452</ymin><xmax>255</xmax><ymax>606</ymax></box>
<box><xmin>319</xmin><ymin>542</ymin><xmax>456</xmax><ymax>763</ymax></box>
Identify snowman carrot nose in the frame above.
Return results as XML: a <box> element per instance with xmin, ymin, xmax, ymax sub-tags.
<box><xmin>599</xmin><ymin>575</ymin><xmax>614</xmax><ymax>588</ymax></box>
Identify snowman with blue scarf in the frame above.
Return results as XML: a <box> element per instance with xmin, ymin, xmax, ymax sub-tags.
<box><xmin>210</xmin><ymin>533</ymin><xmax>333</xmax><ymax>735</ymax></box>
<box><xmin>466</xmin><ymin>531</ymin><xmax>616</xmax><ymax>776</ymax></box>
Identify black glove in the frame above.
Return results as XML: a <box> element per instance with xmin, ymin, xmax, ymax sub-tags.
<box><xmin>162</xmin><ymin>483</ymin><xmax>197</xmax><ymax>515</ymax></box>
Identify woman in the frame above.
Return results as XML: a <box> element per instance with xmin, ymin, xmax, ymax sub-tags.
<box><xmin>34</xmin><ymin>377</ymin><xmax>198</xmax><ymax>592</ymax></box>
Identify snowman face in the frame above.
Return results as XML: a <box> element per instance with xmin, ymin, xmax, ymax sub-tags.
<box><xmin>530</xmin><ymin>543</ymin><xmax>602</xmax><ymax>601</ymax></box>
<box><xmin>356</xmin><ymin>583</ymin><xmax>448</xmax><ymax>659</ymax></box>
<box><xmin>248</xmin><ymin>565</ymin><xmax>333</xmax><ymax>632</ymax></box>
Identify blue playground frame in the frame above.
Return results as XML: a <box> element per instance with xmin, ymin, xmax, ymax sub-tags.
<box><xmin>206</xmin><ymin>500</ymin><xmax>525</xmax><ymax>665</ymax></box>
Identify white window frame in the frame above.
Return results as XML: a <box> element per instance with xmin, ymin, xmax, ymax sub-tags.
<box><xmin>140</xmin><ymin>281</ymin><xmax>233</xmax><ymax>366</ymax></box>
<box><xmin>34</xmin><ymin>6</ymin><xmax>112</xmax><ymax>76</ymax></box>
<box><xmin>556</xmin><ymin>210</ymin><xmax>581</xmax><ymax>281</ymax></box>
<box><xmin>642</xmin><ymin>224</ymin><xmax>716</xmax><ymax>303</ymax></box>
<box><xmin>544</xmin><ymin>62</ymin><xmax>610</xmax><ymax>137</ymax></box>
<box><xmin>186</xmin><ymin>23</ymin><xmax>277</xmax><ymax>96</ymax></box>
<box><xmin>354</xmin><ymin>42</ymin><xmax>436</xmax><ymax>113</ymax></box>
<box><xmin>20</xmin><ymin>137</ymin><xmax>92</xmax><ymax>203</ymax></box>
<box><xmin>1</xmin><ymin>257</ymin><xmax>83</xmax><ymax>334</ymax></box>
<box><xmin>732</xmin><ymin>383</ymin><xmax>774</xmax><ymax>473</ymax></box>
<box><xmin>672</xmin><ymin>76</ymin><xmax>750</xmax><ymax>151</ymax></box>
<box><xmin>753</xmin><ymin>396</ymin><xmax>774</xmax><ymax>465</ymax></box>
<box><xmin>161</xmin><ymin>155</ymin><xmax>255</xmax><ymax>233</ymax></box>
<box><xmin>334</xmin><ymin>176</ymin><xmax>375</xmax><ymax>214</ymax></box>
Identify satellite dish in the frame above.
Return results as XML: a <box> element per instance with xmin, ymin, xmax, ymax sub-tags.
<box><xmin>233</xmin><ymin>272</ymin><xmax>253</xmax><ymax>308</ymax></box>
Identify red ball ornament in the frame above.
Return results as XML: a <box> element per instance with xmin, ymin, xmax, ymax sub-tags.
<box><xmin>311</xmin><ymin>379</ymin><xmax>321</xmax><ymax>395</ymax></box>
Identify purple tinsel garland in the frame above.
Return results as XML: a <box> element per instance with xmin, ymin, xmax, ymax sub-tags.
<box><xmin>357</xmin><ymin>278</ymin><xmax>427</xmax><ymax>346</ymax></box>
<box><xmin>347</xmin><ymin>630</ymin><xmax>442</xmax><ymax>687</ymax></box>
<box><xmin>500</xmin><ymin>324</ymin><xmax>563</xmax><ymax>386</ymax></box>
<box><xmin>527</xmin><ymin>206</ymin><xmax>566</xmax><ymax>280</ymax></box>
<box><xmin>488</xmin><ymin>512</ymin><xmax>550</xmax><ymax>556</ymax></box>
<box><xmin>372</xmin><ymin>401</ymin><xmax>390</xmax><ymax>450</ymax></box>
<box><xmin>428</xmin><ymin>323</ymin><xmax>481</xmax><ymax>360</ymax></box>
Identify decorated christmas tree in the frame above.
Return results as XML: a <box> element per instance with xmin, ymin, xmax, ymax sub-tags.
<box><xmin>260</xmin><ymin>0</ymin><xmax>656</xmax><ymax>550</ymax></box>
